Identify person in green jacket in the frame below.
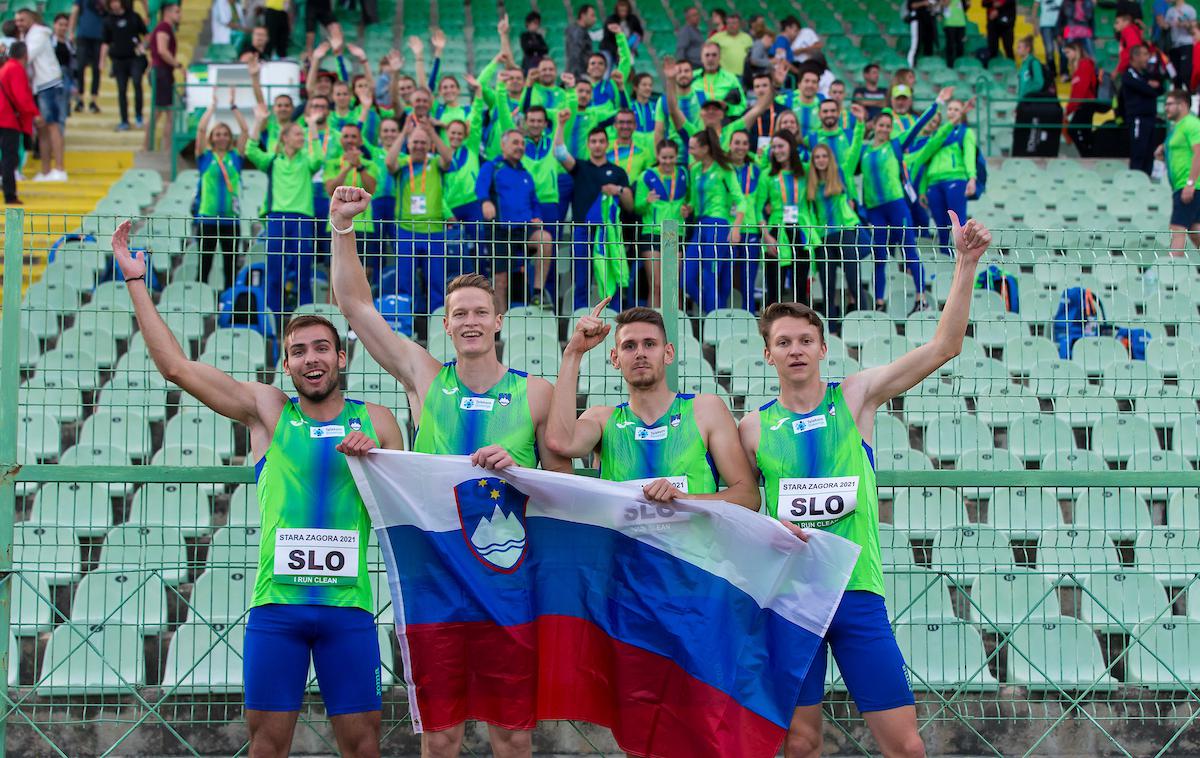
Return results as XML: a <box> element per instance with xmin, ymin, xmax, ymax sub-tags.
<box><xmin>633</xmin><ymin>139</ymin><xmax>690</xmax><ymax>308</ymax></box>
<box><xmin>921</xmin><ymin>97</ymin><xmax>978</xmax><ymax>255</ymax></box>
<box><xmin>729</xmin><ymin>129</ymin><xmax>764</xmax><ymax>311</ymax></box>
<box><xmin>806</xmin><ymin>142</ymin><xmax>865</xmax><ymax>328</ymax></box>
<box><xmin>685</xmin><ymin>127</ymin><xmax>745</xmax><ymax>314</ymax></box>
<box><xmin>757</xmin><ymin>130</ymin><xmax>819</xmax><ymax>308</ymax></box>
<box><xmin>245</xmin><ymin>103</ymin><xmax>326</xmax><ymax>315</ymax></box>
<box><xmin>523</xmin><ymin>105</ymin><xmax>567</xmax><ymax>238</ymax></box>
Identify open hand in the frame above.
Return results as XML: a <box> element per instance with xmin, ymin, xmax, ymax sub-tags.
<box><xmin>110</xmin><ymin>220</ymin><xmax>147</xmax><ymax>282</ymax></box>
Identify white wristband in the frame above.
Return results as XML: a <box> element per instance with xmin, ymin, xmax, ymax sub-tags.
<box><xmin>331</xmin><ymin>219</ymin><xmax>354</xmax><ymax>235</ymax></box>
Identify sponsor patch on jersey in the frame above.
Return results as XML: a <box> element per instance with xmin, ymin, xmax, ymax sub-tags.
<box><xmin>460</xmin><ymin>397</ymin><xmax>495</xmax><ymax>412</ymax></box>
<box><xmin>635</xmin><ymin>426</ymin><xmax>669</xmax><ymax>441</ymax></box>
<box><xmin>349</xmin><ymin>418</ymin><xmax>362</xmax><ymax>431</ymax></box>
<box><xmin>792</xmin><ymin>416</ymin><xmax>827</xmax><ymax>434</ymax></box>
<box><xmin>310</xmin><ymin>425</ymin><xmax>346</xmax><ymax>439</ymax></box>
<box><xmin>670</xmin><ymin>413</ymin><xmax>682</xmax><ymax>428</ymax></box>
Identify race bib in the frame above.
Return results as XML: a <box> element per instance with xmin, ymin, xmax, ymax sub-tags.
<box><xmin>777</xmin><ymin>476</ymin><xmax>859</xmax><ymax>527</ymax></box>
<box><xmin>782</xmin><ymin>205</ymin><xmax>800</xmax><ymax>224</ymax></box>
<box><xmin>634</xmin><ymin>426</ymin><xmax>668</xmax><ymax>441</ymax></box>
<box><xmin>626</xmin><ymin>475</ymin><xmax>689</xmax><ymax>493</ymax></box>
<box><xmin>273</xmin><ymin>528</ymin><xmax>360</xmax><ymax>586</ymax></box>
<box><xmin>310</xmin><ymin>424</ymin><xmax>345</xmax><ymax>439</ymax></box>
<box><xmin>620</xmin><ymin>476</ymin><xmax>691</xmax><ymax>530</ymax></box>
<box><xmin>460</xmin><ymin>397</ymin><xmax>495</xmax><ymax>411</ymax></box>
<box><xmin>409</xmin><ymin>194</ymin><xmax>427</xmax><ymax>215</ymax></box>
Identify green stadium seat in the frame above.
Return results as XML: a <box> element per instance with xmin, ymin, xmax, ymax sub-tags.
<box><xmin>956</xmin><ymin>449</ymin><xmax>1025</xmax><ymax>492</ymax></box>
<box><xmin>986</xmin><ymin>487</ymin><xmax>1063</xmax><ymax>539</ymax></box>
<box><xmin>1128</xmin><ymin>449</ymin><xmax>1193</xmax><ymax>475</ymax></box>
<box><xmin>941</xmin><ymin>337</ymin><xmax>988</xmax><ymax>378</ymax></box>
<box><xmin>226</xmin><ymin>485</ymin><xmax>257</xmax><ymax>526</ymax></box>
<box><xmin>1101</xmin><ymin>360</ymin><xmax>1167</xmax><ymax>399</ymax></box>
<box><xmin>97</xmin><ymin>376</ymin><xmax>169</xmax><ymax>424</ymax></box>
<box><xmin>78</xmin><ymin>408</ymin><xmax>153</xmax><ymax>463</ymax></box>
<box><xmin>715</xmin><ymin>336</ymin><xmax>759</xmax><ymax>376</ymax></box>
<box><xmin>933</xmin><ymin>526</ymin><xmax>1016</xmax><ymax>584</ymax></box>
<box><xmin>1136</xmin><ymin>387</ymin><xmax>1197</xmax><ymax>431</ymax></box>
<box><xmin>972</xmin><ymin>313</ymin><xmax>1027</xmax><ymax>350</ymax></box>
<box><xmin>203</xmin><ymin>328</ymin><xmax>269</xmax><ymax>371</ymax></box>
<box><xmin>969</xmin><ymin>569</ymin><xmax>1061</xmax><ymax>631</ymax></box>
<box><xmin>1079</xmin><ymin>571</ymin><xmax>1172</xmax><ymax>634</ymax></box>
<box><xmin>23</xmin><ymin>280</ymin><xmax>82</xmax><ymax>315</ymax></box>
<box><xmin>892</xmin><ymin>487</ymin><xmax>966</xmax><ymax>539</ymax></box>
<box><xmin>39</xmin><ymin>623</ymin><xmax>146</xmax><ymax>695</ymax></box>
<box><xmin>701</xmin><ymin>308</ymin><xmax>757</xmax><ymax>346</ymax></box>
<box><xmin>187</xmin><ymin>568</ymin><xmax>254</xmax><ymax>624</ymax></box>
<box><xmin>901</xmin><ymin>393</ymin><xmax>968</xmax><ymax>428</ymax></box>
<box><xmin>885</xmin><ymin>569</ymin><xmax>958</xmax><ymax>622</ymax></box>
<box><xmin>877</xmin><ymin>448</ymin><xmax>935</xmax><ymax>472</ymax></box>
<box><xmin>68</xmin><ymin>570</ymin><xmax>169</xmax><ymax>634</ymax></box>
<box><xmin>880</xmin><ymin>524</ymin><xmax>916</xmax><ymax>567</ymax></box>
<box><xmin>17</xmin><ymin>408</ymin><xmax>61</xmax><ymax>463</ymax></box>
<box><xmin>57</xmin><ymin>322</ymin><xmax>118</xmax><ymax>369</ymax></box>
<box><xmin>34</xmin><ymin>346</ymin><xmax>101</xmax><ymax>391</ymax></box>
<box><xmin>1167</xmin><ymin>489</ymin><xmax>1200</xmax><ymax>529</ymax></box>
<box><xmin>1053</xmin><ymin>389</ymin><xmax>1119</xmax><ymax>433</ymax></box>
<box><xmin>1147</xmin><ymin>337</ymin><xmax>1190</xmax><ymax>378</ymax></box>
<box><xmin>1027</xmin><ymin>359</ymin><xmax>1088</xmax><ymax>398</ymax></box>
<box><xmin>1091</xmin><ymin>414</ymin><xmax>1161</xmax><ymax>462</ymax></box>
<box><xmin>974</xmin><ymin>386</ymin><xmax>1041</xmax><ymax>428</ymax></box>
<box><xmin>77</xmin><ymin>302</ymin><xmax>135</xmax><ymax>343</ymax></box>
<box><xmin>60</xmin><ymin>444</ymin><xmax>135</xmax><ymax>496</ymax></box>
<box><xmin>161</xmin><ymin>620</ymin><xmax>246</xmax><ymax>693</ymax></box>
<box><xmin>1004</xmin><ymin>414</ymin><xmax>1076</xmax><ymax>463</ymax></box>
<box><xmin>896</xmin><ymin>621</ymin><xmax>998</xmax><ymax>690</ymax></box>
<box><xmin>1036</xmin><ymin>527</ymin><xmax>1122</xmax><ymax>580</ymax></box>
<box><xmin>859</xmin><ymin>335</ymin><xmax>918</xmax><ymax>371</ymax></box>
<box><xmin>923</xmin><ymin>416</ymin><xmax>994</xmax><ymax>462</ymax></box>
<box><xmin>207</xmin><ymin>526</ymin><xmax>261</xmax><ymax>571</ymax></box>
<box><xmin>1071</xmin><ymin>336</ymin><xmax>1131</xmax><ymax>377</ymax></box>
<box><xmin>1072</xmin><ymin>488</ymin><xmax>1151</xmax><ymax>540</ymax></box>
<box><xmin>1020</xmin><ymin>290</ymin><xmax>1062</xmax><ymax>326</ymax></box>
<box><xmin>99</xmin><ymin>525</ymin><xmax>190</xmax><ymax>585</ymax></box>
<box><xmin>28</xmin><ymin>482</ymin><xmax>113</xmax><ymax>538</ymax></box>
<box><xmin>1125</xmin><ymin>621</ymin><xmax>1200</xmax><ymax>688</ymax></box>
<box><xmin>1008</xmin><ymin>617</ymin><xmax>1117</xmax><ymax>690</ymax></box>
<box><xmin>504</xmin><ymin>341</ymin><xmax>562</xmax><ymax>378</ymax></box>
<box><xmin>15</xmin><ymin>524</ymin><xmax>80</xmax><ymax>586</ymax></box>
<box><xmin>873</xmin><ymin>413</ymin><xmax>911</xmax><ymax>454</ymax></box>
<box><xmin>840</xmin><ymin>310</ymin><xmax>895</xmax><ymax>348</ymax></box>
<box><xmin>163</xmin><ymin>410</ymin><xmax>236</xmax><ymax>462</ymax></box>
<box><xmin>127</xmin><ymin>483</ymin><xmax>213</xmax><ymax>537</ymax></box>
<box><xmin>10</xmin><ymin>573</ymin><xmax>55</xmax><ymax>635</ymax></box>
<box><xmin>159</xmin><ymin>306</ymin><xmax>209</xmax><ymax>348</ymax></box>
<box><xmin>822</xmin><ymin>355</ymin><xmax>860</xmax><ymax>382</ymax></box>
<box><xmin>500</xmin><ymin>313</ymin><xmax>559</xmax><ymax>346</ymax></box>
<box><xmin>1004</xmin><ymin>336</ymin><xmax>1060</xmax><ymax>377</ymax></box>
<box><xmin>1135</xmin><ymin>528</ymin><xmax>1200</xmax><ymax>586</ymax></box>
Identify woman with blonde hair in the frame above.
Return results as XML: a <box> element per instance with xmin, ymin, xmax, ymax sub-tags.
<box><xmin>806</xmin><ymin>142</ymin><xmax>864</xmax><ymax>328</ymax></box>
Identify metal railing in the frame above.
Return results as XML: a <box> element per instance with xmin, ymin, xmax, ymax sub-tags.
<box><xmin>2</xmin><ymin>205</ymin><xmax>1199</xmax><ymax>755</ymax></box>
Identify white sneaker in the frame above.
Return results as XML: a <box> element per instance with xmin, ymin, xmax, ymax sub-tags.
<box><xmin>49</xmin><ymin>169</ymin><xmax>68</xmax><ymax>181</ymax></box>
<box><xmin>31</xmin><ymin>172</ymin><xmax>51</xmax><ymax>182</ymax></box>
<box><xmin>15</xmin><ymin>172</ymin><xmax>26</xmax><ymax>181</ymax></box>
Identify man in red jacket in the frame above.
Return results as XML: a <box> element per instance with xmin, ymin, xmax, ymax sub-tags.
<box><xmin>0</xmin><ymin>42</ymin><xmax>42</xmax><ymax>204</ymax></box>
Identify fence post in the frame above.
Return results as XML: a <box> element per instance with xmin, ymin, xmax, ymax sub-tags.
<box><xmin>0</xmin><ymin>208</ymin><xmax>26</xmax><ymax>758</ymax></box>
<box><xmin>661</xmin><ymin>218</ymin><xmax>680</xmax><ymax>389</ymax></box>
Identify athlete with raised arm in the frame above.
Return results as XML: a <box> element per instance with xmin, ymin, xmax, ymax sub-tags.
<box><xmin>544</xmin><ymin>302</ymin><xmax>759</xmax><ymax>509</ymax></box>
<box><xmin>110</xmin><ymin>221</ymin><xmax>404</xmax><ymax>758</ymax></box>
<box><xmin>739</xmin><ymin>210</ymin><xmax>991</xmax><ymax>758</ymax></box>
<box><xmin>327</xmin><ymin>184</ymin><xmax>570</xmax><ymax>758</ymax></box>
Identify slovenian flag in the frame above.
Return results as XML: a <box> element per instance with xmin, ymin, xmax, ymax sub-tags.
<box><xmin>349</xmin><ymin>451</ymin><xmax>860</xmax><ymax>758</ymax></box>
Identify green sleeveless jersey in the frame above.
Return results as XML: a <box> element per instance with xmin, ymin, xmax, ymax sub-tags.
<box><xmin>413</xmin><ymin>362</ymin><xmax>538</xmax><ymax>467</ymax></box>
<box><xmin>755</xmin><ymin>384</ymin><xmax>883</xmax><ymax>596</ymax></box>
<box><xmin>599</xmin><ymin>394</ymin><xmax>718</xmax><ymax>494</ymax></box>
<box><xmin>252</xmin><ymin>398</ymin><xmax>377</xmax><ymax>611</ymax></box>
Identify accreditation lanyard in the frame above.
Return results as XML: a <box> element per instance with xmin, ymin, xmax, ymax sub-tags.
<box><xmin>213</xmin><ymin>151</ymin><xmax>234</xmax><ymax>193</ymax></box>
<box><xmin>739</xmin><ymin>164</ymin><xmax>755</xmax><ymax>196</ymax></box>
<box><xmin>407</xmin><ymin>156</ymin><xmax>429</xmax><ymax>196</ymax></box>
<box><xmin>614</xmin><ymin>142</ymin><xmax>636</xmax><ymax>175</ymax></box>
<box><xmin>703</xmin><ymin>73</ymin><xmax>717</xmax><ymax>98</ymax></box>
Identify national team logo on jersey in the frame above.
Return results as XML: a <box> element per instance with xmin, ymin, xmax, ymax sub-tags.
<box><xmin>670</xmin><ymin>413</ymin><xmax>682</xmax><ymax>428</ymax></box>
<box><xmin>349</xmin><ymin>418</ymin><xmax>362</xmax><ymax>431</ymax></box>
<box><xmin>454</xmin><ymin>477</ymin><xmax>530</xmax><ymax>573</ymax></box>
<box><xmin>498</xmin><ymin>392</ymin><xmax>512</xmax><ymax>407</ymax></box>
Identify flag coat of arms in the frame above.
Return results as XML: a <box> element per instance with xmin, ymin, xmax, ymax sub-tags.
<box><xmin>349</xmin><ymin>451</ymin><xmax>860</xmax><ymax>758</ymax></box>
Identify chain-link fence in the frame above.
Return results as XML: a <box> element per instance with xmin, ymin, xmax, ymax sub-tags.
<box><xmin>3</xmin><ymin>202</ymin><xmax>1199</xmax><ymax>755</ymax></box>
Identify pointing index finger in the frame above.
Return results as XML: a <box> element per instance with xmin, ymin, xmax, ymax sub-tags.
<box><xmin>590</xmin><ymin>296</ymin><xmax>613</xmax><ymax>318</ymax></box>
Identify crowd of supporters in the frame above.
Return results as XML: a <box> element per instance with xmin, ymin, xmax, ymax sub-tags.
<box><xmin>189</xmin><ymin>5</ymin><xmax>984</xmax><ymax>326</ymax></box>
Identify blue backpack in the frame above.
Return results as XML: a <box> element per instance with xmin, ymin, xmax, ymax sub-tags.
<box><xmin>1052</xmin><ymin>287</ymin><xmax>1105</xmax><ymax>358</ymax></box>
<box><xmin>1116</xmin><ymin>327</ymin><xmax>1152</xmax><ymax>361</ymax></box>
<box><xmin>974</xmin><ymin>265</ymin><xmax>1018</xmax><ymax>312</ymax></box>
<box><xmin>969</xmin><ymin>151</ymin><xmax>988</xmax><ymax>199</ymax></box>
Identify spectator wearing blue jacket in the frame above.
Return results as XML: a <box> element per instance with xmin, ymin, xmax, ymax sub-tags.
<box><xmin>477</xmin><ymin>128</ymin><xmax>553</xmax><ymax>311</ymax></box>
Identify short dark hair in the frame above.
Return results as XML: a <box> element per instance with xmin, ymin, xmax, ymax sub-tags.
<box><xmin>588</xmin><ymin>51</ymin><xmax>607</xmax><ymax>63</ymax></box>
<box><xmin>284</xmin><ymin>315</ymin><xmax>343</xmax><ymax>354</ymax></box>
<box><xmin>53</xmin><ymin>12</ymin><xmax>70</xmax><ymax>22</ymax></box>
<box><xmin>781</xmin><ymin>14</ymin><xmax>801</xmax><ymax>29</ymax></box>
<box><xmin>6</xmin><ymin>41</ymin><xmax>26</xmax><ymax>60</ymax></box>
<box><xmin>710</xmin><ymin>8</ymin><xmax>726</xmax><ymax>22</ymax></box>
<box><xmin>576</xmin><ymin>3</ymin><xmax>594</xmax><ymax>19</ymax></box>
<box><xmin>526</xmin><ymin>104</ymin><xmax>548</xmax><ymax>120</ymax></box>
<box><xmin>1167</xmin><ymin>88</ymin><xmax>1190</xmax><ymax>106</ymax></box>
<box><xmin>863</xmin><ymin>62</ymin><xmax>880</xmax><ymax>74</ymax></box>
<box><xmin>307</xmin><ymin>94</ymin><xmax>330</xmax><ymax>108</ymax></box>
<box><xmin>587</xmin><ymin>125</ymin><xmax>609</xmax><ymax>140</ymax></box>
<box><xmin>758</xmin><ymin>302</ymin><xmax>825</xmax><ymax>344</ymax></box>
<box><xmin>615</xmin><ymin>307</ymin><xmax>666</xmax><ymax>339</ymax></box>
<box><xmin>752</xmin><ymin>72</ymin><xmax>774</xmax><ymax>85</ymax></box>
<box><xmin>525</xmin><ymin>10</ymin><xmax>541</xmax><ymax>24</ymax></box>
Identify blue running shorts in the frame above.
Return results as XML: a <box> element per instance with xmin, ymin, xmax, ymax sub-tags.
<box><xmin>244</xmin><ymin>603</ymin><xmax>383</xmax><ymax>715</ymax></box>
